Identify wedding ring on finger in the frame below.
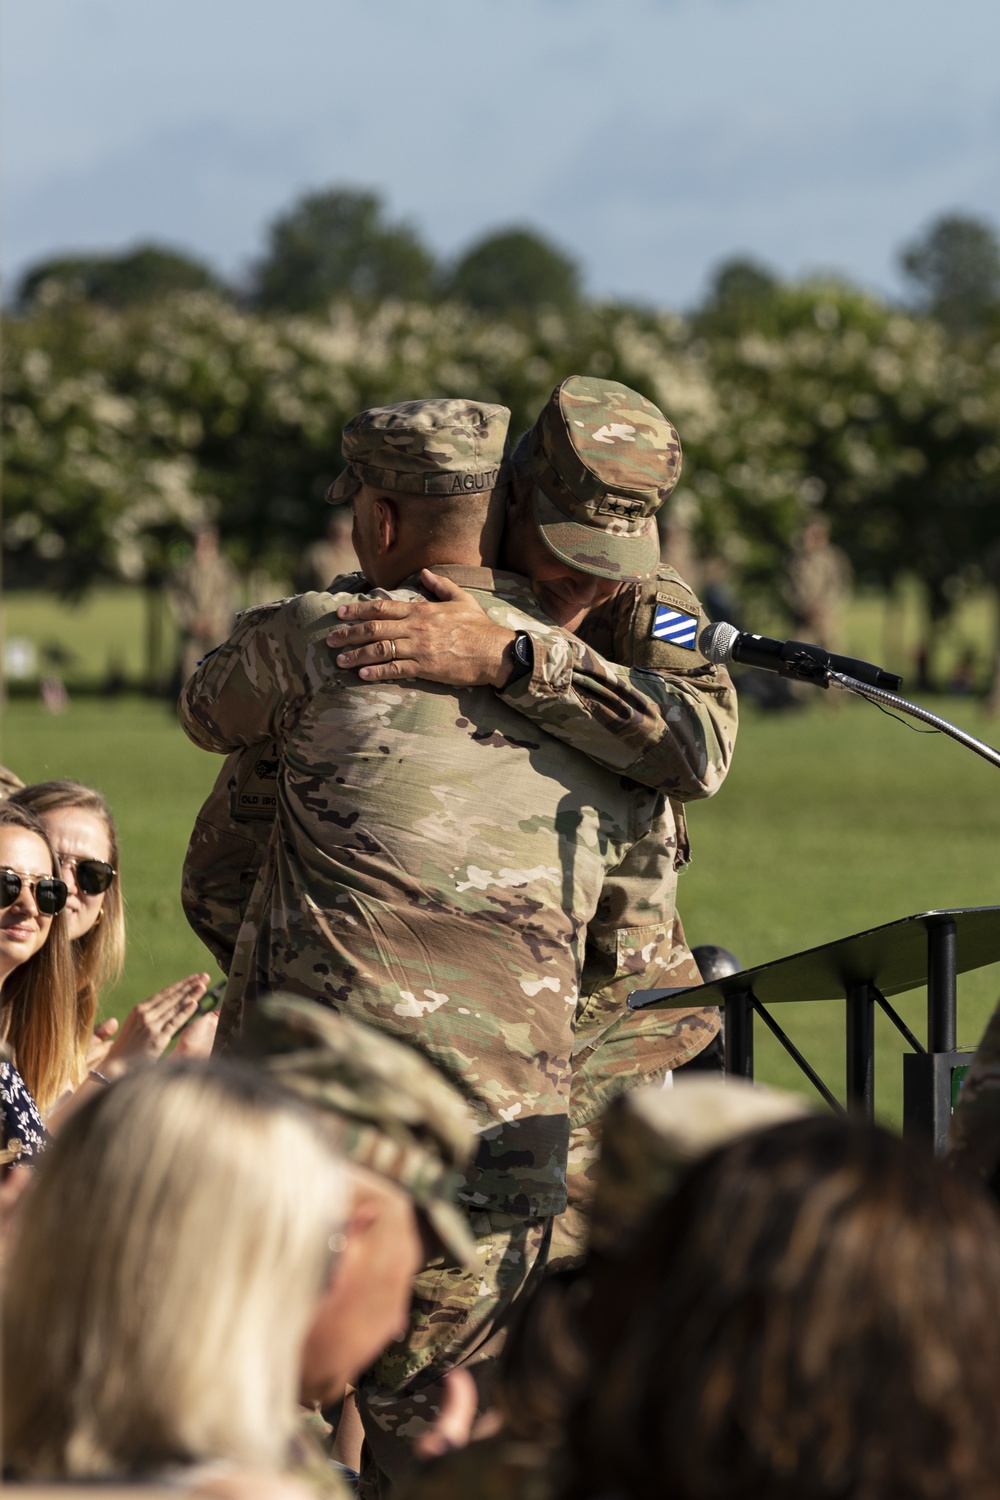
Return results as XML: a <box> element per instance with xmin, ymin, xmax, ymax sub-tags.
<box><xmin>389</xmin><ymin>640</ymin><xmax>397</xmax><ymax>662</ymax></box>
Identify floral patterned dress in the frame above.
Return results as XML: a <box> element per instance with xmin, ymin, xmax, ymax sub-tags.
<box><xmin>0</xmin><ymin>1059</ymin><xmax>48</xmax><ymax>1163</ymax></box>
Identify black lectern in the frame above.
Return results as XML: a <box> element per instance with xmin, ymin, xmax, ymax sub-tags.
<box><xmin>628</xmin><ymin>907</ymin><xmax>1000</xmax><ymax>1152</ymax></box>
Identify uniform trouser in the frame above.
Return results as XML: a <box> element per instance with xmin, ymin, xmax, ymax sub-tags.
<box><xmin>355</xmin><ymin>1211</ymin><xmax>552</xmax><ymax>1499</ymax></box>
<box><xmin>547</xmin><ymin>1002</ymin><xmax>722</xmax><ymax>1270</ymax></box>
<box><xmin>548</xmin><ymin>1116</ymin><xmax>605</xmax><ymax>1272</ymax></box>
<box><xmin>355</xmin><ymin>1006</ymin><xmax>720</xmax><ymax>1494</ymax></box>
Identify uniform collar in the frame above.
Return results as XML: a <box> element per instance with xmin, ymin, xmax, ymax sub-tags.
<box><xmin>401</xmin><ymin>564</ymin><xmax>533</xmax><ymax>599</ymax></box>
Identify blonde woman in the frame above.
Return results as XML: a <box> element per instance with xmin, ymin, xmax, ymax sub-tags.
<box><xmin>3</xmin><ymin>1060</ymin><xmax>347</xmax><ymax>1484</ymax></box>
<box><xmin>11</xmin><ymin>780</ymin><xmax>215</xmax><ymax>1073</ymax></box>
<box><xmin>0</xmin><ymin>802</ymin><xmax>77</xmax><ymax>1129</ymax></box>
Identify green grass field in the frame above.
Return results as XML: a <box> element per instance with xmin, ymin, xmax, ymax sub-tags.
<box><xmin>2</xmin><ymin>614</ymin><xmax>1000</xmax><ymax>1128</ymax></box>
<box><xmin>2</xmin><ymin>579</ymin><xmax>287</xmax><ymax>691</ymax></box>
<box><xmin>3</xmin><ymin>587</ymin><xmax>164</xmax><ymax>688</ymax></box>
<box><xmin>1</xmin><ymin>697</ymin><xmax>226</xmax><ymax>1009</ymax></box>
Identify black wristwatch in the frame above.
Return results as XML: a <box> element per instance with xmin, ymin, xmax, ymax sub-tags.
<box><xmin>503</xmin><ymin>631</ymin><xmax>534</xmax><ymax>688</ymax></box>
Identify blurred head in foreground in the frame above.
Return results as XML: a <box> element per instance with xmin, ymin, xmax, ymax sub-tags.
<box><xmin>2</xmin><ymin>1061</ymin><xmax>346</xmax><ymax>1480</ymax></box>
<box><xmin>589</xmin><ymin>1075</ymin><xmax>809</xmax><ymax>1260</ymax></box>
<box><xmin>517</xmin><ymin>1079</ymin><xmax>808</xmax><ymax>1443</ymax></box>
<box><xmin>401</xmin><ymin>1078</ymin><xmax>810</xmax><ymax>1500</ymax></box>
<box><xmin>562</xmin><ymin>1114</ymin><xmax>1000</xmax><ymax>1500</ymax></box>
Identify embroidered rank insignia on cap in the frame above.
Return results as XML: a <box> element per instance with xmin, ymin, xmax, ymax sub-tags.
<box><xmin>650</xmin><ymin>604</ymin><xmax>698</xmax><ymax>649</ymax></box>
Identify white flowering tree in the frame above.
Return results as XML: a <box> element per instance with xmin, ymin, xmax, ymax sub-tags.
<box><xmin>689</xmin><ymin>280</ymin><xmax>1000</xmax><ymax>616</ymax></box>
<box><xmin>4</xmin><ymin>276</ymin><xmax>1000</xmax><ymax>690</ymax></box>
<box><xmin>2</xmin><ymin>301</ymin><xmax>212</xmax><ymax>593</ymax></box>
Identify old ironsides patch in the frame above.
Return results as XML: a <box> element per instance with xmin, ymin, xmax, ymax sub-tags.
<box><xmin>650</xmin><ymin>603</ymin><xmax>698</xmax><ymax>649</ymax></box>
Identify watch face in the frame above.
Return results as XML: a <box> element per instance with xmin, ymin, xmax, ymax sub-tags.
<box><xmin>515</xmin><ymin>633</ymin><xmax>532</xmax><ymax>667</ymax></box>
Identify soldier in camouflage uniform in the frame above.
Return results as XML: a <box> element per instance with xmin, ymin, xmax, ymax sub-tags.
<box><xmin>168</xmin><ymin>525</ymin><xmax>240</xmax><ymax>684</ymax></box>
<box><xmin>184</xmin><ymin>379</ymin><xmax>735</xmax><ymax>1044</ymax></box>
<box><xmin>326</xmin><ymin>377</ymin><xmax>738</xmax><ymax>1261</ymax></box>
<box><xmin>784</xmin><ymin>515</ymin><xmax>852</xmax><ymax>656</ymax></box>
<box><xmin>179</xmin><ymin>392</ymin><xmax>731</xmax><ymax>1495</ymax></box>
<box><xmin>181</xmin><ymin>386</ymin><xmax>736</xmax><ymax>1235</ymax></box>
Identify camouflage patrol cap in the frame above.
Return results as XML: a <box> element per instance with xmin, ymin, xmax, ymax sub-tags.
<box><xmin>521</xmin><ymin>376</ymin><xmax>682</xmax><ymax>581</ymax></box>
<box><xmin>241</xmin><ymin>995</ymin><xmax>479</xmax><ymax>1269</ymax></box>
<box><xmin>589</xmin><ymin>1077</ymin><xmax>810</xmax><ymax>1257</ymax></box>
<box><xmin>326</xmin><ymin>397</ymin><xmax>510</xmax><ymax>504</ymax></box>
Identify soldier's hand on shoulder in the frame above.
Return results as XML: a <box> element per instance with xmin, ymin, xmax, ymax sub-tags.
<box><xmin>326</xmin><ymin>570</ymin><xmax>516</xmax><ymax>689</ymax></box>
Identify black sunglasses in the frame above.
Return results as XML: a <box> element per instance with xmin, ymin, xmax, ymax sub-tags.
<box><xmin>57</xmin><ymin>853</ymin><xmax>116</xmax><ymax>896</ymax></box>
<box><xmin>0</xmin><ymin>868</ymin><xmax>68</xmax><ymax>916</ymax></box>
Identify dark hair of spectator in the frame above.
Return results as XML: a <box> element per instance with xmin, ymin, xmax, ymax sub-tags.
<box><xmin>494</xmin><ymin>1268</ymin><xmax>586</xmax><ymax>1443</ymax></box>
<box><xmin>561</xmin><ymin>1115</ymin><xmax>1000</xmax><ymax>1500</ymax></box>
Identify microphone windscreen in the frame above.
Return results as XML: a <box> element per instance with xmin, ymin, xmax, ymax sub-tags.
<box><xmin>699</xmin><ymin>621</ymin><xmax>739</xmax><ymax>665</ymax></box>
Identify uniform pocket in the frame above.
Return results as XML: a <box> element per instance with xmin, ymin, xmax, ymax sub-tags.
<box><xmin>575</xmin><ymin>920</ymin><xmax>678</xmax><ymax>1037</ymax></box>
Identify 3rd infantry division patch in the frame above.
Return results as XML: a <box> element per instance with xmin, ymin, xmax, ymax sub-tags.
<box><xmin>650</xmin><ymin>604</ymin><xmax>698</xmax><ymax>649</ymax></box>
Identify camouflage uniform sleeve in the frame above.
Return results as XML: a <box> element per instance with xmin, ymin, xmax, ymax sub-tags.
<box><xmin>180</xmin><ymin>747</ymin><xmax>277</xmax><ymax>973</ymax></box>
<box><xmin>178</xmin><ymin>601</ymin><xmax>297</xmax><ymax>751</ymax></box>
<box><xmin>179</xmin><ymin>591</ymin><xmax>346</xmax><ymax>752</ymax></box>
<box><xmin>180</xmin><ymin>586</ymin><xmax>369</xmax><ymax>971</ymax></box>
<box><xmin>497</xmin><ymin>567</ymin><xmax>738</xmax><ymax>801</ymax></box>
<box><xmin>177</xmin><ymin>601</ymin><xmax>286</xmax><ymax>966</ymax></box>
<box><xmin>570</xmin><ymin>801</ymin><xmax>719</xmax><ymax>1125</ymax></box>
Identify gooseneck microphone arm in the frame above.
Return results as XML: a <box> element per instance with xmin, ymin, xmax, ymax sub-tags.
<box><xmin>702</xmin><ymin>622</ymin><xmax>1000</xmax><ymax>772</ymax></box>
<box><xmin>824</xmin><ymin>671</ymin><xmax>1000</xmax><ymax>770</ymax></box>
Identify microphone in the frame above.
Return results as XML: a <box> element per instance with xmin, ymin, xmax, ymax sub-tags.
<box><xmin>701</xmin><ymin>622</ymin><xmax>902</xmax><ymax>692</ymax></box>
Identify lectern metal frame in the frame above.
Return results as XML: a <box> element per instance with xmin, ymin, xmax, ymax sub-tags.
<box><xmin>627</xmin><ymin>906</ymin><xmax>1000</xmax><ymax>1151</ymax></box>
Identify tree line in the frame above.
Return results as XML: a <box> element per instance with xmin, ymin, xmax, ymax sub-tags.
<box><xmin>4</xmin><ymin>187</ymin><xmax>1000</xmax><ymax>671</ymax></box>
<box><xmin>12</xmin><ymin>188</ymin><xmax>583</xmax><ymax>319</ymax></box>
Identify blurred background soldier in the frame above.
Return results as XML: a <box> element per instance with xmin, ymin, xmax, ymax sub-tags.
<box><xmin>658</xmin><ymin>489</ymin><xmax>699</xmax><ymax>592</ymax></box>
<box><xmin>784</xmin><ymin>515</ymin><xmax>852</xmax><ymax>655</ymax></box>
<box><xmin>168</xmin><ymin>525</ymin><xmax>239</xmax><ymax>684</ymax></box>
<box><xmin>294</xmin><ymin>510</ymin><xmax>359</xmax><ymax>593</ymax></box>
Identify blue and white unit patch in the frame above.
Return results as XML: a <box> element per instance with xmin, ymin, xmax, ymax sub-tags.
<box><xmin>650</xmin><ymin>604</ymin><xmax>698</xmax><ymax>649</ymax></box>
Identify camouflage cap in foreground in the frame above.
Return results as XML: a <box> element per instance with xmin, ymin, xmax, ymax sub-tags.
<box><xmin>241</xmin><ymin>995</ymin><xmax>479</xmax><ymax>1268</ymax></box>
<box><xmin>326</xmin><ymin>397</ymin><xmax>511</xmax><ymax>504</ymax></box>
<box><xmin>589</xmin><ymin>1076</ymin><xmax>811</xmax><ymax>1256</ymax></box>
<box><xmin>522</xmin><ymin>376</ymin><xmax>682</xmax><ymax>581</ymax></box>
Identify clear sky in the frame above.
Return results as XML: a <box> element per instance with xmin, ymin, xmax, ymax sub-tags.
<box><xmin>2</xmin><ymin>0</ymin><xmax>998</xmax><ymax>309</ymax></box>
